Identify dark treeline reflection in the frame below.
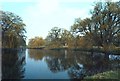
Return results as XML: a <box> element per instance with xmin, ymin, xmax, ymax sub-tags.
<box><xmin>28</xmin><ymin>49</ymin><xmax>119</xmax><ymax>79</ymax></box>
<box><xmin>2</xmin><ymin>49</ymin><xmax>26</xmax><ymax>79</ymax></box>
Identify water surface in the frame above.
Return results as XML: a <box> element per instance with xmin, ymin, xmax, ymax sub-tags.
<box><xmin>2</xmin><ymin>49</ymin><xmax>120</xmax><ymax>79</ymax></box>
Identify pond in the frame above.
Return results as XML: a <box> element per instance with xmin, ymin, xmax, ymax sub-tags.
<box><xmin>2</xmin><ymin>49</ymin><xmax>120</xmax><ymax>79</ymax></box>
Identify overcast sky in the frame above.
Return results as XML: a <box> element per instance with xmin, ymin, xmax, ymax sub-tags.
<box><xmin>1</xmin><ymin>0</ymin><xmax>119</xmax><ymax>44</ymax></box>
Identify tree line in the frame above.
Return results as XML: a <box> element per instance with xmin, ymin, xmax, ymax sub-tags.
<box><xmin>28</xmin><ymin>1</ymin><xmax>120</xmax><ymax>52</ymax></box>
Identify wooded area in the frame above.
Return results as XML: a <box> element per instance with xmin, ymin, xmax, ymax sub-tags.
<box><xmin>28</xmin><ymin>1</ymin><xmax>120</xmax><ymax>52</ymax></box>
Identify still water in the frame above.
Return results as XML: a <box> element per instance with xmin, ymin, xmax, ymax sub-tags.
<box><xmin>2</xmin><ymin>49</ymin><xmax>120</xmax><ymax>79</ymax></box>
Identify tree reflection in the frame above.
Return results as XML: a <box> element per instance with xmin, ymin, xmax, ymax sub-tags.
<box><xmin>45</xmin><ymin>50</ymin><xmax>76</xmax><ymax>73</ymax></box>
<box><xmin>2</xmin><ymin>49</ymin><xmax>25</xmax><ymax>79</ymax></box>
<box><xmin>26</xmin><ymin>49</ymin><xmax>119</xmax><ymax>79</ymax></box>
<box><xmin>68</xmin><ymin>64</ymin><xmax>85</xmax><ymax>79</ymax></box>
<box><xmin>69</xmin><ymin>52</ymin><xmax>118</xmax><ymax>79</ymax></box>
<box><xmin>44</xmin><ymin>50</ymin><xmax>118</xmax><ymax>79</ymax></box>
<box><xmin>28</xmin><ymin>49</ymin><xmax>46</xmax><ymax>61</ymax></box>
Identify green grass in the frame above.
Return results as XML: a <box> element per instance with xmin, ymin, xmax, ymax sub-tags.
<box><xmin>84</xmin><ymin>70</ymin><xmax>119</xmax><ymax>79</ymax></box>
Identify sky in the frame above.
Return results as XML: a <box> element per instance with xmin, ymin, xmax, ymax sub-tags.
<box><xmin>0</xmin><ymin>0</ymin><xmax>119</xmax><ymax>44</ymax></box>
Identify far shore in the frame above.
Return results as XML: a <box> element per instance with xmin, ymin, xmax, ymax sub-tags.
<box><xmin>27</xmin><ymin>46</ymin><xmax>120</xmax><ymax>55</ymax></box>
<box><xmin>1</xmin><ymin>46</ymin><xmax>120</xmax><ymax>55</ymax></box>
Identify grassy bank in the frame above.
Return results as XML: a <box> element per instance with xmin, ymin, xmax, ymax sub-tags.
<box><xmin>84</xmin><ymin>70</ymin><xmax>119</xmax><ymax>79</ymax></box>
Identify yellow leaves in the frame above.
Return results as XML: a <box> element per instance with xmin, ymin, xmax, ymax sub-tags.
<box><xmin>100</xmin><ymin>24</ymin><xmax>108</xmax><ymax>30</ymax></box>
<box><xmin>28</xmin><ymin>36</ymin><xmax>45</xmax><ymax>48</ymax></box>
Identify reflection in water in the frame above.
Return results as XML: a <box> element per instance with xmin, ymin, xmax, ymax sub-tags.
<box><xmin>2</xmin><ymin>49</ymin><xmax>25</xmax><ymax>79</ymax></box>
<box><xmin>45</xmin><ymin>50</ymin><xmax>76</xmax><ymax>73</ymax></box>
<box><xmin>68</xmin><ymin>63</ymin><xmax>85</xmax><ymax>79</ymax></box>
<box><xmin>28</xmin><ymin>49</ymin><xmax>45</xmax><ymax>61</ymax></box>
<box><xmin>2</xmin><ymin>49</ymin><xmax>119</xmax><ymax>79</ymax></box>
<box><xmin>28</xmin><ymin>49</ymin><xmax>119</xmax><ymax>79</ymax></box>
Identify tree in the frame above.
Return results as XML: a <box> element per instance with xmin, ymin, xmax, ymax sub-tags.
<box><xmin>45</xmin><ymin>27</ymin><xmax>74</xmax><ymax>48</ymax></box>
<box><xmin>91</xmin><ymin>2</ymin><xmax>120</xmax><ymax>47</ymax></box>
<box><xmin>71</xmin><ymin>18</ymin><xmax>93</xmax><ymax>48</ymax></box>
<box><xmin>28</xmin><ymin>36</ymin><xmax>45</xmax><ymax>48</ymax></box>
<box><xmin>0</xmin><ymin>11</ymin><xmax>26</xmax><ymax>48</ymax></box>
<box><xmin>71</xmin><ymin>1</ymin><xmax>120</xmax><ymax>51</ymax></box>
<box><xmin>45</xmin><ymin>27</ymin><xmax>62</xmax><ymax>48</ymax></box>
<box><xmin>60</xmin><ymin>29</ymin><xmax>74</xmax><ymax>47</ymax></box>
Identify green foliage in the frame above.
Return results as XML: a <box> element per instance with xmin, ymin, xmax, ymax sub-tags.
<box><xmin>1</xmin><ymin>11</ymin><xmax>26</xmax><ymax>48</ymax></box>
<box><xmin>45</xmin><ymin>27</ymin><xmax>74</xmax><ymax>49</ymax></box>
<box><xmin>28</xmin><ymin>36</ymin><xmax>45</xmax><ymax>48</ymax></box>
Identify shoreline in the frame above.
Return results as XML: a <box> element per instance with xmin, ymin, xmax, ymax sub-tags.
<box><xmin>1</xmin><ymin>47</ymin><xmax>120</xmax><ymax>55</ymax></box>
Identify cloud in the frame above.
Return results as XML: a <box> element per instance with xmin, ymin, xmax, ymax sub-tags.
<box><xmin>0</xmin><ymin>3</ymin><xmax>2</xmax><ymax>10</ymax></box>
<box><xmin>24</xmin><ymin>0</ymin><xmax>60</xmax><ymax>15</ymax></box>
<box><xmin>22</xmin><ymin>1</ymin><xmax>60</xmax><ymax>41</ymax></box>
<box><xmin>0</xmin><ymin>0</ymin><xmax>119</xmax><ymax>2</ymax></box>
<box><xmin>38</xmin><ymin>0</ymin><xmax>59</xmax><ymax>14</ymax></box>
<box><xmin>0</xmin><ymin>0</ymin><xmax>38</xmax><ymax>2</ymax></box>
<box><xmin>23</xmin><ymin>0</ymin><xmax>94</xmax><ymax>40</ymax></box>
<box><xmin>64</xmin><ymin>8</ymin><xmax>91</xmax><ymax>20</ymax></box>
